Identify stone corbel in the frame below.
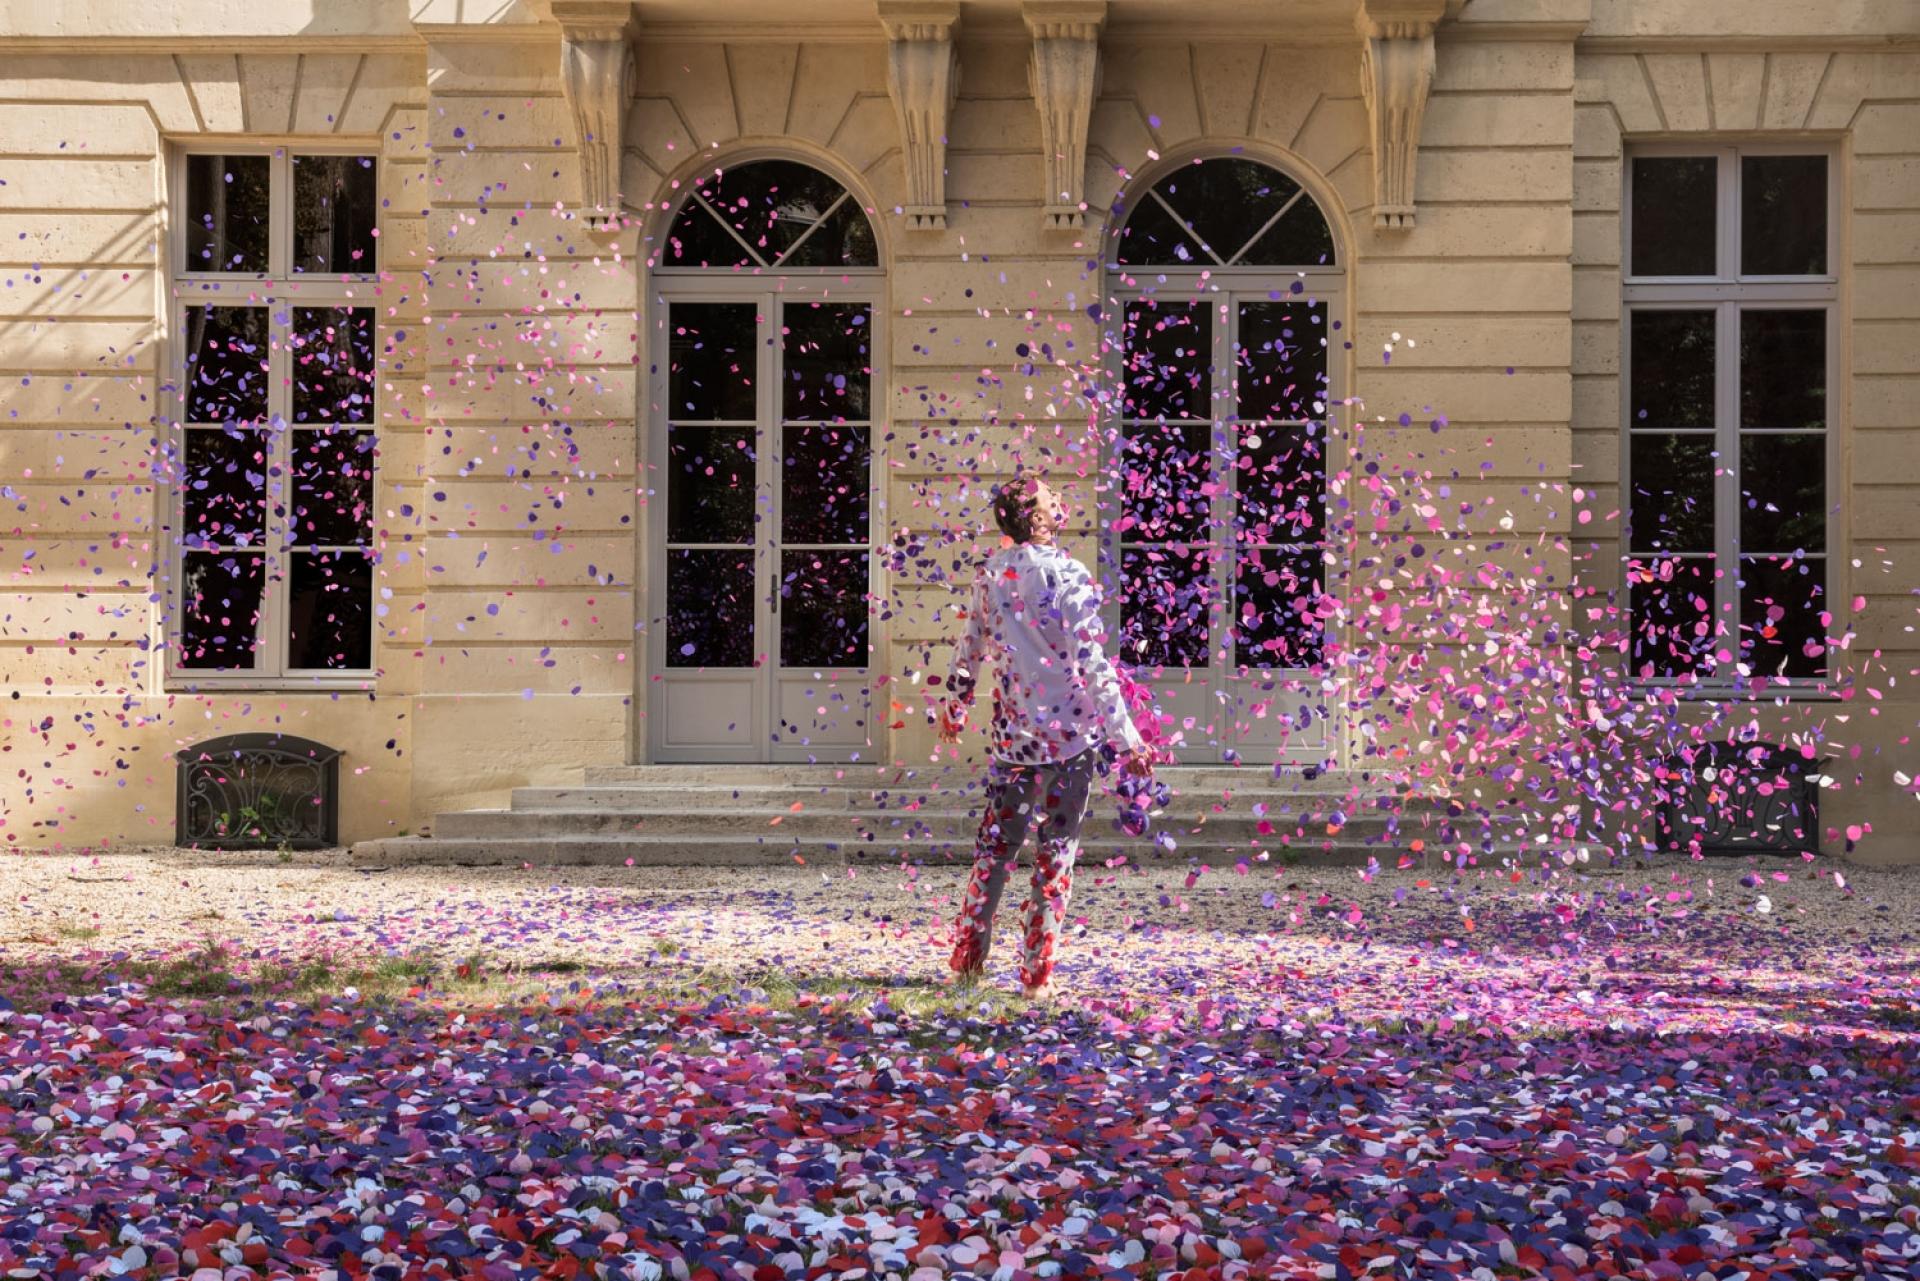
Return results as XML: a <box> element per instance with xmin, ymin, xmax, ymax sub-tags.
<box><xmin>554</xmin><ymin>0</ymin><xmax>638</xmax><ymax>229</ymax></box>
<box><xmin>1023</xmin><ymin>0</ymin><xmax>1105</xmax><ymax>231</ymax></box>
<box><xmin>878</xmin><ymin>1</ymin><xmax>960</xmax><ymax>231</ymax></box>
<box><xmin>1356</xmin><ymin>0</ymin><xmax>1445</xmax><ymax>231</ymax></box>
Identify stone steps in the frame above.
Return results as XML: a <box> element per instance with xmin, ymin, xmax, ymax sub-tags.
<box><xmin>349</xmin><ymin>765</ymin><xmax>1507</xmax><ymax>868</ymax></box>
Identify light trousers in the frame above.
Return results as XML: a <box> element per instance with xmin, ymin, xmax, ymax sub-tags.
<box><xmin>950</xmin><ymin>748</ymin><xmax>1099</xmax><ymax>988</ymax></box>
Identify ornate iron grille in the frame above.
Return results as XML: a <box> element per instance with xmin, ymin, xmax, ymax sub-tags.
<box><xmin>1654</xmin><ymin>741</ymin><xmax>1824</xmax><ymax>857</ymax></box>
<box><xmin>175</xmin><ymin>734</ymin><xmax>342</xmax><ymax>849</ymax></box>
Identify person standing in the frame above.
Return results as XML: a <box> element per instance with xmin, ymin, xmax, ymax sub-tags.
<box><xmin>936</xmin><ymin>476</ymin><xmax>1153</xmax><ymax>998</ymax></box>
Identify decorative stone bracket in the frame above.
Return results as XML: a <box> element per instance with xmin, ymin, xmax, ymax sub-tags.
<box><xmin>878</xmin><ymin>0</ymin><xmax>961</xmax><ymax>231</ymax></box>
<box><xmin>1356</xmin><ymin>0</ymin><xmax>1445</xmax><ymax>230</ymax></box>
<box><xmin>1024</xmin><ymin>0</ymin><xmax>1105</xmax><ymax>231</ymax></box>
<box><xmin>555</xmin><ymin>0</ymin><xmax>638</xmax><ymax>229</ymax></box>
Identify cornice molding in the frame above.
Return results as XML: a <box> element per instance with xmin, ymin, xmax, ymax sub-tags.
<box><xmin>1576</xmin><ymin>32</ymin><xmax>1919</xmax><ymax>53</ymax></box>
<box><xmin>1023</xmin><ymin>0</ymin><xmax>1105</xmax><ymax>231</ymax></box>
<box><xmin>553</xmin><ymin>0</ymin><xmax>639</xmax><ymax>229</ymax></box>
<box><xmin>1356</xmin><ymin>0</ymin><xmax>1444</xmax><ymax>231</ymax></box>
<box><xmin>877</xmin><ymin>0</ymin><xmax>961</xmax><ymax>231</ymax></box>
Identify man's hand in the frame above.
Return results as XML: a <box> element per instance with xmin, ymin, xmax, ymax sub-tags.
<box><xmin>936</xmin><ymin>700</ymin><xmax>967</xmax><ymax>745</ymax></box>
<box><xmin>1121</xmin><ymin>748</ymin><xmax>1155</xmax><ymax>777</ymax></box>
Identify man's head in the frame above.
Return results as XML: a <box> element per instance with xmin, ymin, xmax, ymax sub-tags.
<box><xmin>993</xmin><ymin>476</ymin><xmax>1065</xmax><ymax>544</ymax></box>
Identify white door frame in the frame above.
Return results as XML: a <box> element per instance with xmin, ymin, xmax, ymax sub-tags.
<box><xmin>644</xmin><ymin>274</ymin><xmax>887</xmax><ymax>764</ymax></box>
<box><xmin>1102</xmin><ymin>268</ymin><xmax>1348</xmax><ymax>765</ymax></box>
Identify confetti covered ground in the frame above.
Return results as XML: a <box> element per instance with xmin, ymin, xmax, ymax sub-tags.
<box><xmin>3</xmin><ymin>850</ymin><xmax>1918</xmax><ymax>1280</ymax></box>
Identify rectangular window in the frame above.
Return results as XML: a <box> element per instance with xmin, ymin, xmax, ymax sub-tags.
<box><xmin>168</xmin><ymin>148</ymin><xmax>379</xmax><ymax>683</ymax></box>
<box><xmin>1623</xmin><ymin>145</ymin><xmax>1837</xmax><ymax>687</ymax></box>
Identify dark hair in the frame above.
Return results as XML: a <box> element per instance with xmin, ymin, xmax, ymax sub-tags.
<box><xmin>992</xmin><ymin>477</ymin><xmax>1040</xmax><ymax>543</ymax></box>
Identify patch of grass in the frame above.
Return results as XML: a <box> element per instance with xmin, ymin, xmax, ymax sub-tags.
<box><xmin>652</xmin><ymin>937</ymin><xmax>681</xmax><ymax>957</ymax></box>
<box><xmin>53</xmin><ymin>923</ymin><xmax>101</xmax><ymax>941</ymax></box>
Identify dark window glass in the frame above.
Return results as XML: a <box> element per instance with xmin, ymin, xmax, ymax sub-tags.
<box><xmin>782</xmin><ymin>303</ymin><xmax>871</xmax><ymax>421</ymax></box>
<box><xmin>1740</xmin><ymin>309</ymin><xmax>1825</xmax><ymax>431</ymax></box>
<box><xmin>1119</xmin><ymin>422</ymin><xmax>1212</xmax><ymax>542</ymax></box>
<box><xmin>183</xmin><ymin>306</ymin><xmax>270</xmax><ymax>423</ymax></box>
<box><xmin>179</xmin><ymin>550</ymin><xmax>266</xmax><ymax>669</ymax></box>
<box><xmin>666</xmin><ymin>549</ymin><xmax>756</xmax><ymax>667</ymax></box>
<box><xmin>780</xmin><ymin>549</ymin><xmax>868</xmax><ymax>667</ymax></box>
<box><xmin>1741</xmin><ymin>155</ymin><xmax>1827</xmax><ymax>276</ymax></box>
<box><xmin>1121</xmin><ymin>544</ymin><xmax>1212</xmax><ymax>669</ymax></box>
<box><xmin>1122</xmin><ymin>301</ymin><xmax>1210</xmax><ymax>420</ymax></box>
<box><xmin>1237</xmin><ymin>301</ymin><xmax>1327</xmax><ymax>422</ymax></box>
<box><xmin>185</xmin><ymin>154</ymin><xmax>271</xmax><ymax>273</ymax></box>
<box><xmin>1116</xmin><ymin>158</ymin><xmax>1335</xmax><ymax>267</ymax></box>
<box><xmin>290</xmin><ymin>307</ymin><xmax>376</xmax><ymax>424</ymax></box>
<box><xmin>292</xmin><ymin>154</ymin><xmax>378</xmax><ymax>274</ymax></box>
<box><xmin>1629</xmin><ymin>310</ymin><xmax>1715</xmax><ymax>429</ymax></box>
<box><xmin>666</xmin><ymin>426</ymin><xmax>756</xmax><ymax>544</ymax></box>
<box><xmin>291</xmin><ymin>429</ymin><xmax>374</xmax><ymax>548</ymax></box>
<box><xmin>1740</xmin><ymin>433</ymin><xmax>1826</xmax><ymax>554</ymax></box>
<box><xmin>1740</xmin><ymin>554</ymin><xmax>1825</xmax><ymax>678</ymax></box>
<box><xmin>1628</xmin><ymin>433</ymin><xmax>1715</xmax><ymax>553</ymax></box>
<box><xmin>1631</xmin><ymin>155</ymin><xmax>1717</xmax><ymax>276</ymax></box>
<box><xmin>1628</xmin><ymin>555</ymin><xmax>1715</xmax><ymax>678</ymax></box>
<box><xmin>182</xmin><ymin>428</ymin><xmax>270</xmax><ymax>549</ymax></box>
<box><xmin>288</xmin><ymin>550</ymin><xmax>373</xmax><ymax>670</ymax></box>
<box><xmin>664</xmin><ymin>160</ymin><xmax>877</xmax><ymax>269</ymax></box>
<box><xmin>1234</xmin><ymin>546</ymin><xmax>1323</xmax><ymax>669</ymax></box>
<box><xmin>782</xmin><ymin>424</ymin><xmax>869</xmax><ymax>545</ymax></box>
<box><xmin>668</xmin><ymin>303</ymin><xmax>757</xmax><ymax>421</ymax></box>
<box><xmin>1235</xmin><ymin>422</ymin><xmax>1324</xmax><ymax>545</ymax></box>
<box><xmin>1112</xmin><ymin>193</ymin><xmax>1209</xmax><ymax>267</ymax></box>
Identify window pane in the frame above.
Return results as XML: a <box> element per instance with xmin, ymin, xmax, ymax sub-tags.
<box><xmin>782</xmin><ymin>424</ymin><xmax>869</xmax><ymax>545</ymax></box>
<box><xmin>1235</xmin><ymin>422</ymin><xmax>1324</xmax><ymax>545</ymax></box>
<box><xmin>1741</xmin><ymin>155</ymin><xmax>1826</xmax><ymax>276</ymax></box>
<box><xmin>1740</xmin><ymin>309</ymin><xmax>1825</xmax><ymax>431</ymax></box>
<box><xmin>184</xmin><ymin>154</ymin><xmax>270</xmax><ymax>273</ymax></box>
<box><xmin>666</xmin><ymin>548</ymin><xmax>756</xmax><ymax>667</ymax></box>
<box><xmin>179</xmin><ymin>550</ymin><xmax>266</xmax><ymax>670</ymax></box>
<box><xmin>1121</xmin><ymin>544</ymin><xmax>1212</xmax><ymax>669</ymax></box>
<box><xmin>291</xmin><ymin>429</ymin><xmax>375</xmax><ymax>548</ymax></box>
<box><xmin>668</xmin><ymin>303</ymin><xmax>757</xmax><ymax>421</ymax></box>
<box><xmin>1118</xmin><ymin>421</ymin><xmax>1212</xmax><ymax>542</ymax></box>
<box><xmin>1740</xmin><ymin>554</ymin><xmax>1825</xmax><ymax>678</ymax></box>
<box><xmin>1628</xmin><ymin>555</ymin><xmax>1716</xmax><ymax>679</ymax></box>
<box><xmin>1122</xmin><ymin>301</ymin><xmax>1210</xmax><ymax>420</ymax></box>
<box><xmin>1155</xmin><ymin>159</ymin><xmax>1306</xmax><ymax>266</ymax></box>
<box><xmin>292</xmin><ymin>154</ymin><xmax>378</xmax><ymax>274</ymax></box>
<box><xmin>1740</xmin><ymin>433</ymin><xmax>1825</xmax><ymax>553</ymax></box>
<box><xmin>182</xmin><ymin>428</ymin><xmax>270</xmax><ymax>548</ymax></box>
<box><xmin>1630</xmin><ymin>155</ymin><xmax>1716</xmax><ymax>277</ymax></box>
<box><xmin>1237</xmin><ymin>301</ymin><xmax>1327</xmax><ymax>422</ymax></box>
<box><xmin>780</xmin><ymin>549</ymin><xmax>868</xmax><ymax>667</ymax></box>
<box><xmin>780</xmin><ymin>195</ymin><xmax>878</xmax><ymax>269</ymax></box>
<box><xmin>290</xmin><ymin>307</ymin><xmax>376</xmax><ymax>425</ymax></box>
<box><xmin>1628</xmin><ymin>433</ymin><xmax>1715</xmax><ymax>553</ymax></box>
<box><xmin>1234</xmin><ymin>547</ymin><xmax>1323</xmax><ymax>669</ymax></box>
<box><xmin>1112</xmin><ymin>192</ymin><xmax>1209</xmax><ymax>266</ymax></box>
<box><xmin>782</xmin><ymin>303</ymin><xmax>870</xmax><ymax>421</ymax></box>
<box><xmin>1629</xmin><ymin>310</ymin><xmax>1715</xmax><ymax>430</ymax></box>
<box><xmin>183</xmin><ymin>306</ymin><xmax>270</xmax><ymax>423</ymax></box>
<box><xmin>667</xmin><ymin>426</ymin><xmax>756</xmax><ymax>544</ymax></box>
<box><xmin>1241</xmin><ymin>201</ymin><xmax>1336</xmax><ymax>267</ymax></box>
<box><xmin>288</xmin><ymin>550</ymin><xmax>373</xmax><ymax>670</ymax></box>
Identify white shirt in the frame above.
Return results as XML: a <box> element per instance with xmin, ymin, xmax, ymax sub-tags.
<box><xmin>945</xmin><ymin>541</ymin><xmax>1146</xmax><ymax>764</ymax></box>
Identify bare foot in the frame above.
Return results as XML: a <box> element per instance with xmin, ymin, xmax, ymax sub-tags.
<box><xmin>1021</xmin><ymin>980</ymin><xmax>1055</xmax><ymax>1002</ymax></box>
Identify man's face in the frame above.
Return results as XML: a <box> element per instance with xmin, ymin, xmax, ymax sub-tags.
<box><xmin>1028</xmin><ymin>480</ymin><xmax>1066</xmax><ymax>540</ymax></box>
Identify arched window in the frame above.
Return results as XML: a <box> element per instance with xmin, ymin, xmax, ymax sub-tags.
<box><xmin>1104</xmin><ymin>156</ymin><xmax>1341</xmax><ymax>764</ymax></box>
<box><xmin>663</xmin><ymin>158</ymin><xmax>878</xmax><ymax>270</ymax></box>
<box><xmin>649</xmin><ymin>158</ymin><xmax>881</xmax><ymax>762</ymax></box>
<box><xmin>1113</xmin><ymin>156</ymin><xmax>1335</xmax><ymax>268</ymax></box>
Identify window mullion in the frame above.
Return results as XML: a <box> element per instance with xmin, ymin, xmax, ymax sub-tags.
<box><xmin>1715</xmin><ymin>299</ymin><xmax>1740</xmax><ymax>672</ymax></box>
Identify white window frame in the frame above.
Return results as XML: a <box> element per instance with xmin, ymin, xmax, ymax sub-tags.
<box><xmin>162</xmin><ymin>142</ymin><xmax>381</xmax><ymax>690</ymax></box>
<box><xmin>1620</xmin><ymin>141</ymin><xmax>1842</xmax><ymax>698</ymax></box>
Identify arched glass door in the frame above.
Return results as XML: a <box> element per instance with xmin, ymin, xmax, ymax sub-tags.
<box><xmin>1105</xmin><ymin>157</ymin><xmax>1342</xmax><ymax>764</ymax></box>
<box><xmin>649</xmin><ymin>159</ymin><xmax>882</xmax><ymax>762</ymax></box>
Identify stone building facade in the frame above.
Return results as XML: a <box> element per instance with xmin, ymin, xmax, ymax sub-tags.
<box><xmin>1</xmin><ymin>0</ymin><xmax>1916</xmax><ymax>862</ymax></box>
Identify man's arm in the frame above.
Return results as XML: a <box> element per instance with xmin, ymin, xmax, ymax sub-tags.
<box><xmin>1058</xmin><ymin>559</ymin><xmax>1147</xmax><ymax>756</ymax></box>
<box><xmin>938</xmin><ymin>564</ymin><xmax>990</xmax><ymax>738</ymax></box>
